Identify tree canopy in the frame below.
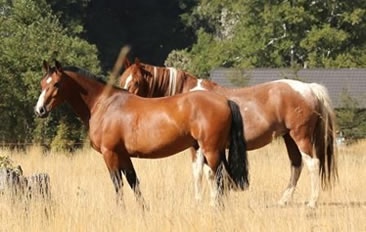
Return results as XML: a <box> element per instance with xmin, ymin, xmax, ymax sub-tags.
<box><xmin>166</xmin><ymin>0</ymin><xmax>366</xmax><ymax>77</ymax></box>
<box><xmin>0</xmin><ymin>0</ymin><xmax>100</xmax><ymax>148</ymax></box>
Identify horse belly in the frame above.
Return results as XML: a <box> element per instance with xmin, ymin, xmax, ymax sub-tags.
<box><xmin>245</xmin><ymin>131</ymin><xmax>278</xmax><ymax>150</ymax></box>
<box><xmin>127</xmin><ymin>135</ymin><xmax>195</xmax><ymax>159</ymax></box>
<box><xmin>229</xmin><ymin>89</ymin><xmax>288</xmax><ymax>150</ymax></box>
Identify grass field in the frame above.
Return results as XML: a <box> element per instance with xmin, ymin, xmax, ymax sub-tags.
<box><xmin>0</xmin><ymin>139</ymin><xmax>365</xmax><ymax>232</ymax></box>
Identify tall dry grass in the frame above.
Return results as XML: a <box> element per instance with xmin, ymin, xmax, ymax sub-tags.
<box><xmin>0</xmin><ymin>140</ymin><xmax>365</xmax><ymax>232</ymax></box>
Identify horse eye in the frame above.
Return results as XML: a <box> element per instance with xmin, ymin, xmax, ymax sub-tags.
<box><xmin>54</xmin><ymin>83</ymin><xmax>60</xmax><ymax>88</ymax></box>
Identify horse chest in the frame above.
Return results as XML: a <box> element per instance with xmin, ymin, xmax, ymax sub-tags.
<box><xmin>88</xmin><ymin>124</ymin><xmax>103</xmax><ymax>152</ymax></box>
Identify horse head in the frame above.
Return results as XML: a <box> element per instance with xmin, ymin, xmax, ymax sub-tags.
<box><xmin>119</xmin><ymin>58</ymin><xmax>150</xmax><ymax>96</ymax></box>
<box><xmin>34</xmin><ymin>60</ymin><xmax>69</xmax><ymax>118</ymax></box>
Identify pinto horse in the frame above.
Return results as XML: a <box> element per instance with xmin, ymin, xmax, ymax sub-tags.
<box><xmin>34</xmin><ymin>60</ymin><xmax>249</xmax><ymax>206</ymax></box>
<box><xmin>119</xmin><ymin>59</ymin><xmax>338</xmax><ymax>208</ymax></box>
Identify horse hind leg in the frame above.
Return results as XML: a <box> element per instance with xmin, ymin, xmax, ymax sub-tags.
<box><xmin>291</xmin><ymin>134</ymin><xmax>320</xmax><ymax>208</ymax></box>
<box><xmin>278</xmin><ymin>134</ymin><xmax>303</xmax><ymax>206</ymax></box>
<box><xmin>302</xmin><ymin>150</ymin><xmax>320</xmax><ymax>208</ymax></box>
<box><xmin>191</xmin><ymin>147</ymin><xmax>205</xmax><ymax>201</ymax></box>
<box><xmin>202</xmin><ymin>150</ymin><xmax>225</xmax><ymax>207</ymax></box>
<box><xmin>120</xmin><ymin>156</ymin><xmax>147</xmax><ymax>210</ymax></box>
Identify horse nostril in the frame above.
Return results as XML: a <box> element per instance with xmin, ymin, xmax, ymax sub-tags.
<box><xmin>35</xmin><ymin>106</ymin><xmax>46</xmax><ymax>117</ymax></box>
<box><xmin>39</xmin><ymin>106</ymin><xmax>45</xmax><ymax>114</ymax></box>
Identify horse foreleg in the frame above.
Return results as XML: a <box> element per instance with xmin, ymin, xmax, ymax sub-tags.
<box><xmin>279</xmin><ymin>134</ymin><xmax>303</xmax><ymax>206</ymax></box>
<box><xmin>292</xmin><ymin>136</ymin><xmax>320</xmax><ymax>208</ymax></box>
<box><xmin>103</xmin><ymin>150</ymin><xmax>125</xmax><ymax>206</ymax></box>
<box><xmin>191</xmin><ymin>147</ymin><xmax>204</xmax><ymax>201</ymax></box>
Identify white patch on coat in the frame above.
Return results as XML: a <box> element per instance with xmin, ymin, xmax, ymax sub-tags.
<box><xmin>192</xmin><ymin>148</ymin><xmax>204</xmax><ymax>200</ymax></box>
<box><xmin>190</xmin><ymin>79</ymin><xmax>207</xmax><ymax>91</ymax></box>
<box><xmin>35</xmin><ymin>90</ymin><xmax>46</xmax><ymax>114</ymax></box>
<box><xmin>301</xmin><ymin>152</ymin><xmax>320</xmax><ymax>208</ymax></box>
<box><xmin>123</xmin><ymin>74</ymin><xmax>132</xmax><ymax>89</ymax></box>
<box><xmin>276</xmin><ymin>79</ymin><xmax>312</xmax><ymax>98</ymax></box>
<box><xmin>203</xmin><ymin>164</ymin><xmax>219</xmax><ymax>206</ymax></box>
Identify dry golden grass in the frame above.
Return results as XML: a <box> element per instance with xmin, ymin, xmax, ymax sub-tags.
<box><xmin>0</xmin><ymin>140</ymin><xmax>365</xmax><ymax>232</ymax></box>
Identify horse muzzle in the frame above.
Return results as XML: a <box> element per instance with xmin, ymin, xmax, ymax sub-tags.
<box><xmin>34</xmin><ymin>105</ymin><xmax>49</xmax><ymax>118</ymax></box>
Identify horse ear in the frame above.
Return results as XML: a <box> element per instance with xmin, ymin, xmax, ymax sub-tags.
<box><xmin>124</xmin><ymin>58</ymin><xmax>131</xmax><ymax>68</ymax></box>
<box><xmin>43</xmin><ymin>60</ymin><xmax>50</xmax><ymax>73</ymax></box>
<box><xmin>54</xmin><ymin>59</ymin><xmax>63</xmax><ymax>72</ymax></box>
<box><xmin>135</xmin><ymin>57</ymin><xmax>140</xmax><ymax>66</ymax></box>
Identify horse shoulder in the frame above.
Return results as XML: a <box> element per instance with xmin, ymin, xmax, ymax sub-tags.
<box><xmin>89</xmin><ymin>93</ymin><xmax>131</xmax><ymax>151</ymax></box>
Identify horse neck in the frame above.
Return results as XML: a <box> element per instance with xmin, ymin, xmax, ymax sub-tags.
<box><xmin>187</xmin><ymin>76</ymin><xmax>225</xmax><ymax>93</ymax></box>
<box><xmin>184</xmin><ymin>74</ymin><xmax>203</xmax><ymax>92</ymax></box>
<box><xmin>65</xmin><ymin>72</ymin><xmax>106</xmax><ymax>126</ymax></box>
<box><xmin>143</xmin><ymin>64</ymin><xmax>185</xmax><ymax>97</ymax></box>
<box><xmin>205</xmin><ymin>80</ymin><xmax>225</xmax><ymax>93</ymax></box>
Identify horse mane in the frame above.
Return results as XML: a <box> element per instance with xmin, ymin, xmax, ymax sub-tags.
<box><xmin>64</xmin><ymin>66</ymin><xmax>107</xmax><ymax>84</ymax></box>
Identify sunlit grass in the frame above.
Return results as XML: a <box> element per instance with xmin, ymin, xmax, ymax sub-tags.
<box><xmin>0</xmin><ymin>140</ymin><xmax>365</xmax><ymax>231</ymax></box>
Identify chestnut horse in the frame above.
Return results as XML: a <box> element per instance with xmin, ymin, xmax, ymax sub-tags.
<box><xmin>34</xmin><ymin>60</ymin><xmax>249</xmax><ymax>206</ymax></box>
<box><xmin>119</xmin><ymin>59</ymin><xmax>338</xmax><ymax>208</ymax></box>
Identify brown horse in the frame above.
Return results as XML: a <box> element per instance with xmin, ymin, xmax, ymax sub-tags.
<box><xmin>34</xmin><ymin>60</ymin><xmax>249</xmax><ymax>206</ymax></box>
<box><xmin>119</xmin><ymin>59</ymin><xmax>338</xmax><ymax>208</ymax></box>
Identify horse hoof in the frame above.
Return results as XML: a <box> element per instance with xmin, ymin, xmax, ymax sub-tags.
<box><xmin>306</xmin><ymin>201</ymin><xmax>317</xmax><ymax>208</ymax></box>
<box><xmin>141</xmin><ymin>203</ymin><xmax>150</xmax><ymax>211</ymax></box>
<box><xmin>194</xmin><ymin>195</ymin><xmax>202</xmax><ymax>201</ymax></box>
<box><xmin>277</xmin><ymin>198</ymin><xmax>290</xmax><ymax>207</ymax></box>
<box><xmin>278</xmin><ymin>201</ymin><xmax>287</xmax><ymax>207</ymax></box>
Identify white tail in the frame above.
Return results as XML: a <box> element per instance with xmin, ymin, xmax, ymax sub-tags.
<box><xmin>309</xmin><ymin>83</ymin><xmax>338</xmax><ymax>188</ymax></box>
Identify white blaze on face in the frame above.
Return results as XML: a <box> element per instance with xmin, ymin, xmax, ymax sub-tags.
<box><xmin>35</xmin><ymin>90</ymin><xmax>46</xmax><ymax>114</ymax></box>
<box><xmin>123</xmin><ymin>74</ymin><xmax>133</xmax><ymax>89</ymax></box>
<box><xmin>35</xmin><ymin>76</ymin><xmax>52</xmax><ymax>114</ymax></box>
<box><xmin>46</xmin><ymin>77</ymin><xmax>52</xmax><ymax>84</ymax></box>
<box><xmin>190</xmin><ymin>79</ymin><xmax>207</xmax><ymax>91</ymax></box>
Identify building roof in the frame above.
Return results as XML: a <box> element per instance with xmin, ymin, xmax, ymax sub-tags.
<box><xmin>210</xmin><ymin>68</ymin><xmax>366</xmax><ymax>108</ymax></box>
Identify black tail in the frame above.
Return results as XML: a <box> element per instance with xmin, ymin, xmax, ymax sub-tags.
<box><xmin>226</xmin><ymin>100</ymin><xmax>249</xmax><ymax>190</ymax></box>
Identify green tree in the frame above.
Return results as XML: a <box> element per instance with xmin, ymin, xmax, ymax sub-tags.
<box><xmin>0</xmin><ymin>0</ymin><xmax>100</xmax><ymax>148</ymax></box>
<box><xmin>166</xmin><ymin>0</ymin><xmax>366</xmax><ymax>77</ymax></box>
<box><xmin>50</xmin><ymin>116</ymin><xmax>85</xmax><ymax>152</ymax></box>
<box><xmin>336</xmin><ymin>90</ymin><xmax>366</xmax><ymax>140</ymax></box>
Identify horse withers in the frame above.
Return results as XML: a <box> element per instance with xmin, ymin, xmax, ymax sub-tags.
<box><xmin>120</xmin><ymin>59</ymin><xmax>338</xmax><ymax>208</ymax></box>
<box><xmin>34</xmin><ymin>60</ymin><xmax>249</xmax><ymax>207</ymax></box>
